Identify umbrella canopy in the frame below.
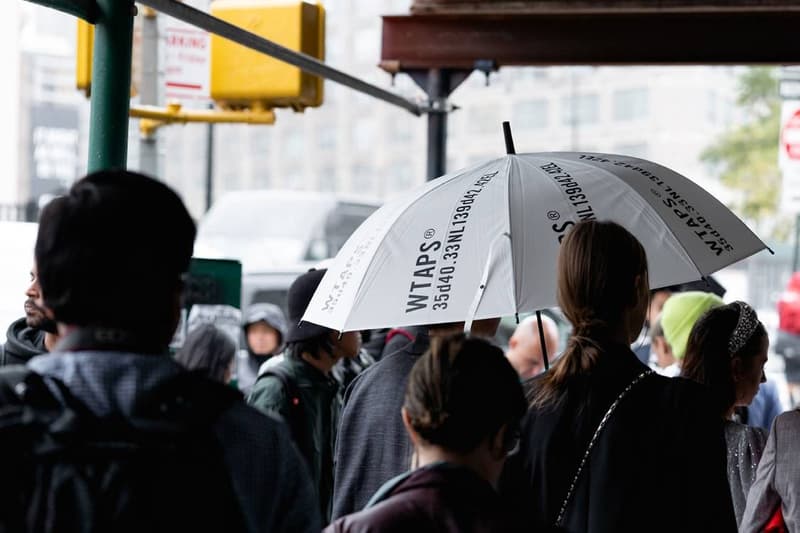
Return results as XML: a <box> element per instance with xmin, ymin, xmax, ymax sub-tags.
<box><xmin>303</xmin><ymin>152</ymin><xmax>768</xmax><ymax>332</ymax></box>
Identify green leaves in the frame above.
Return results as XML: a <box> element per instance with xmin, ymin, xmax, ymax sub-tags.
<box><xmin>702</xmin><ymin>67</ymin><xmax>781</xmax><ymax>233</ymax></box>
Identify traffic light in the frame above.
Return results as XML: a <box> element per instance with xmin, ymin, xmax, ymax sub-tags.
<box><xmin>74</xmin><ymin>17</ymin><xmax>141</xmax><ymax>98</ymax></box>
<box><xmin>210</xmin><ymin>0</ymin><xmax>325</xmax><ymax>111</ymax></box>
<box><xmin>76</xmin><ymin>19</ymin><xmax>94</xmax><ymax>96</ymax></box>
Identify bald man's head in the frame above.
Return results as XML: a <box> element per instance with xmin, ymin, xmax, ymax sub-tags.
<box><xmin>507</xmin><ymin>315</ymin><xmax>559</xmax><ymax>380</ymax></box>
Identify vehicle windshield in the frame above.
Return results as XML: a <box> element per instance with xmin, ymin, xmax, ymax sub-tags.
<box><xmin>199</xmin><ymin>194</ymin><xmax>330</xmax><ymax>241</ymax></box>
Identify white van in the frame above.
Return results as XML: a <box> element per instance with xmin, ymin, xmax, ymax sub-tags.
<box><xmin>195</xmin><ymin>190</ymin><xmax>380</xmax><ymax>312</ymax></box>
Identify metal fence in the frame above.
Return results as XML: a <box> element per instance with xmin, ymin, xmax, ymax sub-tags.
<box><xmin>0</xmin><ymin>202</ymin><xmax>39</xmax><ymax>223</ymax></box>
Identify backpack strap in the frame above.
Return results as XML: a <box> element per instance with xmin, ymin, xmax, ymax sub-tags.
<box><xmin>260</xmin><ymin>366</ymin><xmax>309</xmax><ymax>456</ymax></box>
<box><xmin>554</xmin><ymin>369</ymin><xmax>654</xmax><ymax>528</ymax></box>
<box><xmin>385</xmin><ymin>328</ymin><xmax>414</xmax><ymax>345</ymax></box>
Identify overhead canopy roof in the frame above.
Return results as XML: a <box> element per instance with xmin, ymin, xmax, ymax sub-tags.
<box><xmin>381</xmin><ymin>0</ymin><xmax>800</xmax><ymax>71</ymax></box>
<box><xmin>409</xmin><ymin>0</ymin><xmax>800</xmax><ymax>14</ymax></box>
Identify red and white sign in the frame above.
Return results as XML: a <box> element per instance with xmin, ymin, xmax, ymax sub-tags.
<box><xmin>165</xmin><ymin>20</ymin><xmax>210</xmax><ymax>103</ymax></box>
<box><xmin>783</xmin><ymin>109</ymin><xmax>800</xmax><ymax>161</ymax></box>
<box><xmin>780</xmin><ymin>102</ymin><xmax>800</xmax><ymax>212</ymax></box>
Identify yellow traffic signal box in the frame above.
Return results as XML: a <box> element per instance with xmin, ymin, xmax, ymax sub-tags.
<box><xmin>76</xmin><ymin>19</ymin><xmax>94</xmax><ymax>96</ymax></box>
<box><xmin>210</xmin><ymin>0</ymin><xmax>325</xmax><ymax>111</ymax></box>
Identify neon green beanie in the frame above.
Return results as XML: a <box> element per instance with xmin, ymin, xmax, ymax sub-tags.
<box><xmin>660</xmin><ymin>291</ymin><xmax>724</xmax><ymax>360</ymax></box>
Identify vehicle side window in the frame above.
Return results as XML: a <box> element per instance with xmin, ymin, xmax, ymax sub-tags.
<box><xmin>305</xmin><ymin>203</ymin><xmax>377</xmax><ymax>261</ymax></box>
<box><xmin>251</xmin><ymin>290</ymin><xmax>290</xmax><ymax>316</ymax></box>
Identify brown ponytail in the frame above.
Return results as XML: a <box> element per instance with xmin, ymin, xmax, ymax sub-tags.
<box><xmin>531</xmin><ymin>220</ymin><xmax>648</xmax><ymax>408</ymax></box>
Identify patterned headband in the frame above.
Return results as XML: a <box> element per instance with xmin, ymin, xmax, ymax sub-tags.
<box><xmin>728</xmin><ymin>301</ymin><xmax>759</xmax><ymax>356</ymax></box>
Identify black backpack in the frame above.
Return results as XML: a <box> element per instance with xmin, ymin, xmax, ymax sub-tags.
<box><xmin>0</xmin><ymin>367</ymin><xmax>248</xmax><ymax>533</ymax></box>
<box><xmin>259</xmin><ymin>365</ymin><xmax>310</xmax><ymax>459</ymax></box>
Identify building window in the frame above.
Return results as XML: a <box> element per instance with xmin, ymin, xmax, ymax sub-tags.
<box><xmin>513</xmin><ymin>99</ymin><xmax>548</xmax><ymax>130</ymax></box>
<box><xmin>390</xmin><ymin>162</ymin><xmax>413</xmax><ymax>191</ymax></box>
<box><xmin>352</xmin><ymin>164</ymin><xmax>374</xmax><ymax>194</ymax></box>
<box><xmin>467</xmin><ymin>105</ymin><xmax>502</xmax><ymax>135</ymax></box>
<box><xmin>319</xmin><ymin>166</ymin><xmax>336</xmax><ymax>192</ymax></box>
<box><xmin>561</xmin><ymin>93</ymin><xmax>599</xmax><ymax>126</ymax></box>
<box><xmin>352</xmin><ymin>120</ymin><xmax>375</xmax><ymax>154</ymax></box>
<box><xmin>354</xmin><ymin>28</ymin><xmax>379</xmax><ymax>64</ymax></box>
<box><xmin>613</xmin><ymin>88</ymin><xmax>649</xmax><ymax>121</ymax></box>
<box><xmin>285</xmin><ymin>131</ymin><xmax>304</xmax><ymax>157</ymax></box>
<box><xmin>318</xmin><ymin>127</ymin><xmax>336</xmax><ymax>150</ymax></box>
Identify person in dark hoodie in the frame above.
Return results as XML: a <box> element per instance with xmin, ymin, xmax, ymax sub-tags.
<box><xmin>237</xmin><ymin>303</ymin><xmax>287</xmax><ymax>394</ymax></box>
<box><xmin>2</xmin><ymin>262</ymin><xmax>60</xmax><ymax>365</ymax></box>
<box><xmin>324</xmin><ymin>334</ymin><xmax>526</xmax><ymax>533</ymax></box>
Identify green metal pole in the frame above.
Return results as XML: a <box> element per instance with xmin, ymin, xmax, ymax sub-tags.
<box><xmin>87</xmin><ymin>0</ymin><xmax>135</xmax><ymax>172</ymax></box>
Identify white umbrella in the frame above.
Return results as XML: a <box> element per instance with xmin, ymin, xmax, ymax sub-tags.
<box><xmin>303</xmin><ymin>125</ymin><xmax>769</xmax><ymax>340</ymax></box>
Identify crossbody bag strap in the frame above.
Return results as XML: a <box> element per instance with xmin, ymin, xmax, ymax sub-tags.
<box><xmin>554</xmin><ymin>369</ymin><xmax>654</xmax><ymax>528</ymax></box>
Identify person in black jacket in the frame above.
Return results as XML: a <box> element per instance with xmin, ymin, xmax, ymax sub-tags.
<box><xmin>500</xmin><ymin>220</ymin><xmax>737</xmax><ymax>533</ymax></box>
<box><xmin>2</xmin><ymin>263</ymin><xmax>59</xmax><ymax>365</ymax></box>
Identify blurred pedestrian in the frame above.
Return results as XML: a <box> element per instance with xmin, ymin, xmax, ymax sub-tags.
<box><xmin>681</xmin><ymin>301</ymin><xmax>769</xmax><ymax>526</ymax></box>
<box><xmin>660</xmin><ymin>290</ymin><xmax>725</xmax><ymax>369</ymax></box>
<box><xmin>1</xmin><ymin>262</ymin><xmax>59</xmax><ymax>365</ymax></box>
<box><xmin>237</xmin><ymin>303</ymin><xmax>287</xmax><ymax>394</ymax></box>
<box><xmin>500</xmin><ymin>220</ymin><xmax>735</xmax><ymax>532</ymax></box>
<box><xmin>325</xmin><ymin>334</ymin><xmax>526</xmax><ymax>533</ymax></box>
<box><xmin>633</xmin><ymin>286</ymin><xmax>674</xmax><ymax>364</ymax></box>
<box><xmin>745</xmin><ymin>380</ymin><xmax>784</xmax><ymax>432</ymax></box>
<box><xmin>740</xmin><ymin>409</ymin><xmax>800</xmax><ymax>532</ymax></box>
<box><xmin>176</xmin><ymin>323</ymin><xmax>237</xmax><ymax>384</ymax></box>
<box><xmin>0</xmin><ymin>170</ymin><xmax>319</xmax><ymax>532</ymax></box>
<box><xmin>649</xmin><ymin>316</ymin><xmax>680</xmax><ymax>376</ymax></box>
<box><xmin>506</xmin><ymin>314</ymin><xmax>559</xmax><ymax>380</ymax></box>
<box><xmin>248</xmin><ymin>268</ymin><xmax>361</xmax><ymax>523</ymax></box>
<box><xmin>331</xmin><ymin>318</ymin><xmax>500</xmax><ymax>520</ymax></box>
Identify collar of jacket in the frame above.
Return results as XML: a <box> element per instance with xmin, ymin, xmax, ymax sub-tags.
<box><xmin>365</xmin><ymin>461</ymin><xmax>496</xmax><ymax>508</ymax></box>
<box><xmin>4</xmin><ymin>317</ymin><xmax>47</xmax><ymax>361</ymax></box>
<box><xmin>285</xmin><ymin>353</ymin><xmax>339</xmax><ymax>391</ymax></box>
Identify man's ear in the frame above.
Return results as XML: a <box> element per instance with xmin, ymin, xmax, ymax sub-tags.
<box><xmin>508</xmin><ymin>336</ymin><xmax>519</xmax><ymax>351</ymax></box>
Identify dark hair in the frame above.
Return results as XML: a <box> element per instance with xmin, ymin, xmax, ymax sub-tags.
<box><xmin>176</xmin><ymin>324</ymin><xmax>236</xmax><ymax>382</ymax></box>
<box><xmin>403</xmin><ymin>334</ymin><xmax>526</xmax><ymax>454</ymax></box>
<box><xmin>681</xmin><ymin>303</ymin><xmax>767</xmax><ymax>417</ymax></box>
<box><xmin>532</xmin><ymin>220</ymin><xmax>648</xmax><ymax>407</ymax></box>
<box><xmin>35</xmin><ymin>170</ymin><xmax>196</xmax><ymax>345</ymax></box>
<box><xmin>285</xmin><ymin>332</ymin><xmax>334</xmax><ymax>361</ymax></box>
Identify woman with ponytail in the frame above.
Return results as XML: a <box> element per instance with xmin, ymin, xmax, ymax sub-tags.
<box><xmin>501</xmin><ymin>220</ymin><xmax>737</xmax><ymax>532</ymax></box>
<box><xmin>681</xmin><ymin>302</ymin><xmax>769</xmax><ymax>526</ymax></box>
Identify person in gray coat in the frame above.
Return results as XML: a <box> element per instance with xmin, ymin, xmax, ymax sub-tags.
<box><xmin>741</xmin><ymin>409</ymin><xmax>800</xmax><ymax>532</ymax></box>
